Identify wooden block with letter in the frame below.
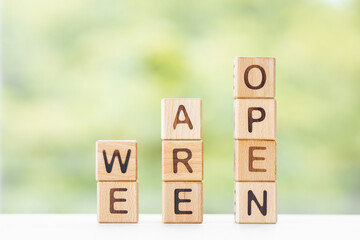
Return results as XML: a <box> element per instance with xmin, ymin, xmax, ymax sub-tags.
<box><xmin>234</xmin><ymin>99</ymin><xmax>276</xmax><ymax>140</ymax></box>
<box><xmin>234</xmin><ymin>140</ymin><xmax>276</xmax><ymax>182</ymax></box>
<box><xmin>97</xmin><ymin>181</ymin><xmax>138</xmax><ymax>223</ymax></box>
<box><xmin>233</xmin><ymin>57</ymin><xmax>275</xmax><ymax>99</ymax></box>
<box><xmin>234</xmin><ymin>182</ymin><xmax>277</xmax><ymax>224</ymax></box>
<box><xmin>162</xmin><ymin>182</ymin><xmax>203</xmax><ymax>223</ymax></box>
<box><xmin>161</xmin><ymin>98</ymin><xmax>202</xmax><ymax>140</ymax></box>
<box><xmin>96</xmin><ymin>140</ymin><xmax>137</xmax><ymax>181</ymax></box>
<box><xmin>162</xmin><ymin>140</ymin><xmax>203</xmax><ymax>182</ymax></box>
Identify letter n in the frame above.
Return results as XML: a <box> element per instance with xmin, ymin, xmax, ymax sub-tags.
<box><xmin>247</xmin><ymin>190</ymin><xmax>267</xmax><ymax>216</ymax></box>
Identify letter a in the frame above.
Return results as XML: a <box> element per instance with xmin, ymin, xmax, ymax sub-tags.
<box><xmin>173</xmin><ymin>105</ymin><xmax>193</xmax><ymax>130</ymax></box>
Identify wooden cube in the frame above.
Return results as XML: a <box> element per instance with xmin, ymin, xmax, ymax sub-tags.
<box><xmin>234</xmin><ymin>182</ymin><xmax>277</xmax><ymax>224</ymax></box>
<box><xmin>233</xmin><ymin>57</ymin><xmax>275</xmax><ymax>99</ymax></box>
<box><xmin>97</xmin><ymin>181</ymin><xmax>138</xmax><ymax>223</ymax></box>
<box><xmin>234</xmin><ymin>99</ymin><xmax>276</xmax><ymax>140</ymax></box>
<box><xmin>162</xmin><ymin>182</ymin><xmax>203</xmax><ymax>223</ymax></box>
<box><xmin>161</xmin><ymin>98</ymin><xmax>202</xmax><ymax>140</ymax></box>
<box><xmin>162</xmin><ymin>140</ymin><xmax>203</xmax><ymax>182</ymax></box>
<box><xmin>234</xmin><ymin>140</ymin><xmax>276</xmax><ymax>182</ymax></box>
<box><xmin>96</xmin><ymin>140</ymin><xmax>137</xmax><ymax>181</ymax></box>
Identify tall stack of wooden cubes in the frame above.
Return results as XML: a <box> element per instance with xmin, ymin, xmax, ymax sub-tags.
<box><xmin>96</xmin><ymin>140</ymin><xmax>139</xmax><ymax>223</ymax></box>
<box><xmin>233</xmin><ymin>57</ymin><xmax>277</xmax><ymax>223</ymax></box>
<box><xmin>161</xmin><ymin>98</ymin><xmax>203</xmax><ymax>223</ymax></box>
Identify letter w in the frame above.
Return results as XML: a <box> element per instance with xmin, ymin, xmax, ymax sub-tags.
<box><xmin>103</xmin><ymin>149</ymin><xmax>131</xmax><ymax>174</ymax></box>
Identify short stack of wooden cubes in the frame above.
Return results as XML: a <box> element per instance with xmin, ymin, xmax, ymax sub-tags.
<box><xmin>96</xmin><ymin>140</ymin><xmax>139</xmax><ymax>223</ymax></box>
<box><xmin>161</xmin><ymin>98</ymin><xmax>203</xmax><ymax>223</ymax></box>
<box><xmin>233</xmin><ymin>57</ymin><xmax>277</xmax><ymax>223</ymax></box>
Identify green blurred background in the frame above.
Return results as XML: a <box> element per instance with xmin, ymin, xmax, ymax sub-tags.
<box><xmin>1</xmin><ymin>0</ymin><xmax>360</xmax><ymax>214</ymax></box>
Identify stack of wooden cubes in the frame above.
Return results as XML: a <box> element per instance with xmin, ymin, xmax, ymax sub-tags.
<box><xmin>161</xmin><ymin>98</ymin><xmax>203</xmax><ymax>223</ymax></box>
<box><xmin>233</xmin><ymin>57</ymin><xmax>277</xmax><ymax>223</ymax></box>
<box><xmin>96</xmin><ymin>140</ymin><xmax>139</xmax><ymax>223</ymax></box>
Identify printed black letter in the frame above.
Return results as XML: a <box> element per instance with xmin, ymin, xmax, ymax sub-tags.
<box><xmin>248</xmin><ymin>190</ymin><xmax>267</xmax><ymax>216</ymax></box>
<box><xmin>174</xmin><ymin>189</ymin><xmax>192</xmax><ymax>214</ymax></box>
<box><xmin>103</xmin><ymin>149</ymin><xmax>131</xmax><ymax>174</ymax></box>
<box><xmin>248</xmin><ymin>107</ymin><xmax>266</xmax><ymax>133</ymax></box>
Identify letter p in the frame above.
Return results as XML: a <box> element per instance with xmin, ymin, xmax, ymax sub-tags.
<box><xmin>248</xmin><ymin>107</ymin><xmax>266</xmax><ymax>133</ymax></box>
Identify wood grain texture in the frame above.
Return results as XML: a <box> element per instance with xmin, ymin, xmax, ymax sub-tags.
<box><xmin>234</xmin><ymin>140</ymin><xmax>276</xmax><ymax>182</ymax></box>
<box><xmin>234</xmin><ymin>182</ymin><xmax>277</xmax><ymax>224</ymax></box>
<box><xmin>162</xmin><ymin>182</ymin><xmax>203</xmax><ymax>223</ymax></box>
<box><xmin>96</xmin><ymin>140</ymin><xmax>137</xmax><ymax>181</ymax></box>
<box><xmin>161</xmin><ymin>98</ymin><xmax>202</xmax><ymax>140</ymax></box>
<box><xmin>233</xmin><ymin>57</ymin><xmax>275</xmax><ymax>99</ymax></box>
<box><xmin>162</xmin><ymin>140</ymin><xmax>203</xmax><ymax>182</ymax></box>
<box><xmin>234</xmin><ymin>99</ymin><xmax>276</xmax><ymax>140</ymax></box>
<box><xmin>97</xmin><ymin>181</ymin><xmax>138</xmax><ymax>223</ymax></box>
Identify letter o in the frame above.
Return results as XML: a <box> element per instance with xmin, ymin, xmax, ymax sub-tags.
<box><xmin>244</xmin><ymin>65</ymin><xmax>266</xmax><ymax>90</ymax></box>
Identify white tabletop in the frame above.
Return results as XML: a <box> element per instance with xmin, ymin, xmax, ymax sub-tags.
<box><xmin>0</xmin><ymin>214</ymin><xmax>358</xmax><ymax>239</ymax></box>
